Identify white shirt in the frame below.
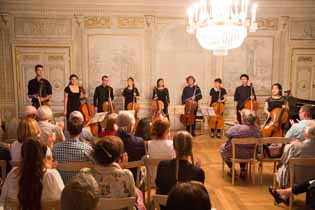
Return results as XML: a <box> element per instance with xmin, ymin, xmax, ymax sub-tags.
<box><xmin>147</xmin><ymin>140</ymin><xmax>175</xmax><ymax>185</ymax></box>
<box><xmin>10</xmin><ymin>141</ymin><xmax>22</xmax><ymax>162</ymax></box>
<box><xmin>0</xmin><ymin>167</ymin><xmax>64</xmax><ymax>204</ymax></box>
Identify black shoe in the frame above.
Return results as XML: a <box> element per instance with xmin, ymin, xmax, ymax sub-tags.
<box><xmin>216</xmin><ymin>133</ymin><xmax>221</xmax><ymax>138</ymax></box>
<box><xmin>268</xmin><ymin>186</ymin><xmax>289</xmax><ymax>206</ymax></box>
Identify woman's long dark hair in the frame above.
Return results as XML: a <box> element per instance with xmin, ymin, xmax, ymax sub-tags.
<box><xmin>127</xmin><ymin>77</ymin><xmax>135</xmax><ymax>89</ymax></box>
<box><xmin>18</xmin><ymin>138</ymin><xmax>45</xmax><ymax>210</ymax></box>
<box><xmin>68</xmin><ymin>74</ymin><xmax>79</xmax><ymax>86</ymax></box>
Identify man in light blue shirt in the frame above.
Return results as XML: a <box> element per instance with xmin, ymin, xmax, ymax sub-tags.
<box><xmin>285</xmin><ymin>105</ymin><xmax>314</xmax><ymax>140</ymax></box>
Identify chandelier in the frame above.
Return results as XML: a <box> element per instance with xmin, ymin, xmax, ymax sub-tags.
<box><xmin>186</xmin><ymin>0</ymin><xmax>258</xmax><ymax>56</ymax></box>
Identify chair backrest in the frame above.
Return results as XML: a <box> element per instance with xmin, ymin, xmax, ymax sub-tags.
<box><xmin>289</xmin><ymin>157</ymin><xmax>315</xmax><ymax>187</ymax></box>
<box><xmin>0</xmin><ymin>160</ymin><xmax>7</xmax><ymax>180</ymax></box>
<box><xmin>231</xmin><ymin>138</ymin><xmax>258</xmax><ymax>159</ymax></box>
<box><xmin>97</xmin><ymin>197</ymin><xmax>136</xmax><ymax>210</ymax></box>
<box><xmin>259</xmin><ymin>137</ymin><xmax>290</xmax><ymax>145</ymax></box>
<box><xmin>125</xmin><ymin>159</ymin><xmax>144</xmax><ymax>187</ymax></box>
<box><xmin>5</xmin><ymin>198</ymin><xmax>60</xmax><ymax>210</ymax></box>
<box><xmin>143</xmin><ymin>155</ymin><xmax>166</xmax><ymax>187</ymax></box>
<box><xmin>56</xmin><ymin>161</ymin><xmax>94</xmax><ymax>171</ymax></box>
<box><xmin>152</xmin><ymin>195</ymin><xmax>168</xmax><ymax>210</ymax></box>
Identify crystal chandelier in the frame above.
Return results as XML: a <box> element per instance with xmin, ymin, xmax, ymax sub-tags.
<box><xmin>186</xmin><ymin>0</ymin><xmax>258</xmax><ymax>56</ymax></box>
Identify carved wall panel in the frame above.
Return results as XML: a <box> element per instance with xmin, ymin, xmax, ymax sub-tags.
<box><xmin>87</xmin><ymin>34</ymin><xmax>144</xmax><ymax>111</ymax></box>
<box><xmin>85</xmin><ymin>16</ymin><xmax>111</xmax><ymax>29</ymax></box>
<box><xmin>290</xmin><ymin>20</ymin><xmax>315</xmax><ymax>40</ymax></box>
<box><xmin>14</xmin><ymin>17</ymin><xmax>72</xmax><ymax>39</ymax></box>
<box><xmin>14</xmin><ymin>47</ymin><xmax>70</xmax><ymax>112</ymax></box>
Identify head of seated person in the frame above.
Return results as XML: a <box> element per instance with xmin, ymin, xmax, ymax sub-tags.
<box><xmin>173</xmin><ymin>131</ymin><xmax>193</xmax><ymax>161</ymax></box>
<box><xmin>61</xmin><ymin>172</ymin><xmax>99</xmax><ymax>210</ymax></box>
<box><xmin>17</xmin><ymin>118</ymin><xmax>41</xmax><ymax>144</ymax></box>
<box><xmin>93</xmin><ymin>136</ymin><xmax>123</xmax><ymax>167</ymax></box>
<box><xmin>240</xmin><ymin>109</ymin><xmax>257</xmax><ymax>126</ymax></box>
<box><xmin>116</xmin><ymin>111</ymin><xmax>135</xmax><ymax>134</ymax></box>
<box><xmin>166</xmin><ymin>181</ymin><xmax>212</xmax><ymax>210</ymax></box>
<box><xmin>67</xmin><ymin>116</ymin><xmax>83</xmax><ymax>139</ymax></box>
<box><xmin>22</xmin><ymin>106</ymin><xmax>38</xmax><ymax>119</ymax></box>
<box><xmin>105</xmin><ymin>113</ymin><xmax>118</xmax><ymax>132</ymax></box>
<box><xmin>304</xmin><ymin>121</ymin><xmax>315</xmax><ymax>141</ymax></box>
<box><xmin>135</xmin><ymin>118</ymin><xmax>152</xmax><ymax>140</ymax></box>
<box><xmin>69</xmin><ymin>111</ymin><xmax>84</xmax><ymax>122</ymax></box>
<box><xmin>37</xmin><ymin>105</ymin><xmax>53</xmax><ymax>122</ymax></box>
<box><xmin>299</xmin><ymin>104</ymin><xmax>314</xmax><ymax>121</ymax></box>
<box><xmin>151</xmin><ymin>119</ymin><xmax>171</xmax><ymax>140</ymax></box>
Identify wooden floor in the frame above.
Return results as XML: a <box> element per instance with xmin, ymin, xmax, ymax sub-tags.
<box><xmin>192</xmin><ymin>134</ymin><xmax>306</xmax><ymax>210</ymax></box>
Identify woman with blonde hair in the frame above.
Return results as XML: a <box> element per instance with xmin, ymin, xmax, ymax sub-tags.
<box><xmin>155</xmin><ymin>131</ymin><xmax>205</xmax><ymax>196</ymax></box>
<box><xmin>11</xmin><ymin>118</ymin><xmax>41</xmax><ymax>162</ymax></box>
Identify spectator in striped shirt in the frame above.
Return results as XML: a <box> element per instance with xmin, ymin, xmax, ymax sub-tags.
<box><xmin>53</xmin><ymin>116</ymin><xmax>93</xmax><ymax>185</ymax></box>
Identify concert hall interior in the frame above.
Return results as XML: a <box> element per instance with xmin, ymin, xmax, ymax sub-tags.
<box><xmin>0</xmin><ymin>0</ymin><xmax>315</xmax><ymax>210</ymax></box>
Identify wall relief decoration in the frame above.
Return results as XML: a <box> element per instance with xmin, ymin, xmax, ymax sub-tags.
<box><xmin>290</xmin><ymin>20</ymin><xmax>315</xmax><ymax>40</ymax></box>
<box><xmin>85</xmin><ymin>16</ymin><xmax>111</xmax><ymax>29</ymax></box>
<box><xmin>117</xmin><ymin>16</ymin><xmax>145</xmax><ymax>29</ymax></box>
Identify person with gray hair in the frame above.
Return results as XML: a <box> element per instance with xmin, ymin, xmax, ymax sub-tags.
<box><xmin>37</xmin><ymin>105</ymin><xmax>65</xmax><ymax>144</ymax></box>
<box><xmin>116</xmin><ymin>111</ymin><xmax>145</xmax><ymax>179</ymax></box>
<box><xmin>68</xmin><ymin>111</ymin><xmax>94</xmax><ymax>143</ymax></box>
<box><xmin>220</xmin><ymin>109</ymin><xmax>260</xmax><ymax>179</ymax></box>
<box><xmin>276</xmin><ymin>121</ymin><xmax>315</xmax><ymax>188</ymax></box>
<box><xmin>61</xmin><ymin>172</ymin><xmax>99</xmax><ymax>210</ymax></box>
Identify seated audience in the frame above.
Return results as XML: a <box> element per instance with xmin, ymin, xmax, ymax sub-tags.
<box><xmin>166</xmin><ymin>181</ymin><xmax>212</xmax><ymax>210</ymax></box>
<box><xmin>135</xmin><ymin>118</ymin><xmax>152</xmax><ymax>141</ymax></box>
<box><xmin>99</xmin><ymin>113</ymin><xmax>118</xmax><ymax>137</ymax></box>
<box><xmin>116</xmin><ymin>111</ymin><xmax>145</xmax><ymax>163</ymax></box>
<box><xmin>69</xmin><ymin>111</ymin><xmax>94</xmax><ymax>143</ymax></box>
<box><xmin>277</xmin><ymin>121</ymin><xmax>315</xmax><ymax>188</ymax></box>
<box><xmin>0</xmin><ymin>139</ymin><xmax>64</xmax><ymax>208</ymax></box>
<box><xmin>147</xmin><ymin>119</ymin><xmax>175</xmax><ymax>185</ymax></box>
<box><xmin>22</xmin><ymin>105</ymin><xmax>38</xmax><ymax>119</ymax></box>
<box><xmin>61</xmin><ymin>172</ymin><xmax>99</xmax><ymax>210</ymax></box>
<box><xmin>285</xmin><ymin>104</ymin><xmax>314</xmax><ymax>140</ymax></box>
<box><xmin>38</xmin><ymin>105</ymin><xmax>65</xmax><ymax>144</ymax></box>
<box><xmin>220</xmin><ymin>109</ymin><xmax>260</xmax><ymax>178</ymax></box>
<box><xmin>11</xmin><ymin>118</ymin><xmax>41</xmax><ymax>162</ymax></box>
<box><xmin>53</xmin><ymin>116</ymin><xmax>93</xmax><ymax>185</ymax></box>
<box><xmin>269</xmin><ymin>178</ymin><xmax>315</xmax><ymax>209</ymax></box>
<box><xmin>156</xmin><ymin>131</ymin><xmax>205</xmax><ymax>195</ymax></box>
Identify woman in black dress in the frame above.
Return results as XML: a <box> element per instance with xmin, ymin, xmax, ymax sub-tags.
<box><xmin>64</xmin><ymin>74</ymin><xmax>85</xmax><ymax>119</ymax></box>
<box><xmin>264</xmin><ymin>83</ymin><xmax>288</xmax><ymax>117</ymax></box>
<box><xmin>122</xmin><ymin>77</ymin><xmax>140</xmax><ymax>110</ymax></box>
<box><xmin>152</xmin><ymin>78</ymin><xmax>170</xmax><ymax>119</ymax></box>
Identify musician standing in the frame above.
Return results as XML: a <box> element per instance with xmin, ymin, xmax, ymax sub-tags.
<box><xmin>152</xmin><ymin>78</ymin><xmax>170</xmax><ymax>119</ymax></box>
<box><xmin>28</xmin><ymin>64</ymin><xmax>52</xmax><ymax>108</ymax></box>
<box><xmin>234</xmin><ymin>74</ymin><xmax>256</xmax><ymax>124</ymax></box>
<box><xmin>208</xmin><ymin>78</ymin><xmax>227</xmax><ymax>138</ymax></box>
<box><xmin>181</xmin><ymin>76</ymin><xmax>202</xmax><ymax>136</ymax></box>
<box><xmin>93</xmin><ymin>75</ymin><xmax>114</xmax><ymax>113</ymax></box>
<box><xmin>122</xmin><ymin>77</ymin><xmax>140</xmax><ymax>110</ymax></box>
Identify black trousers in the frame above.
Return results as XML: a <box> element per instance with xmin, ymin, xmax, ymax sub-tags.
<box><xmin>292</xmin><ymin>179</ymin><xmax>315</xmax><ymax>210</ymax></box>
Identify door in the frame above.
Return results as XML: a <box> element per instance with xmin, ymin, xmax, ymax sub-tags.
<box><xmin>14</xmin><ymin>46</ymin><xmax>70</xmax><ymax>113</ymax></box>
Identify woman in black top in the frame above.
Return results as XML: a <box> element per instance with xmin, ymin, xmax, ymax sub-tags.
<box><xmin>155</xmin><ymin>131</ymin><xmax>205</xmax><ymax>196</ymax></box>
<box><xmin>64</xmin><ymin>74</ymin><xmax>85</xmax><ymax>119</ymax></box>
<box><xmin>264</xmin><ymin>83</ymin><xmax>288</xmax><ymax>118</ymax></box>
<box><xmin>122</xmin><ymin>77</ymin><xmax>140</xmax><ymax>110</ymax></box>
<box><xmin>152</xmin><ymin>78</ymin><xmax>170</xmax><ymax>119</ymax></box>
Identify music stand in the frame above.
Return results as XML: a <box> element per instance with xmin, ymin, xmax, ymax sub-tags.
<box><xmin>168</xmin><ymin>105</ymin><xmax>185</xmax><ymax>131</ymax></box>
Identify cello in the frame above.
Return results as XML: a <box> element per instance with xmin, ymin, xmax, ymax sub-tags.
<box><xmin>243</xmin><ymin>83</ymin><xmax>260</xmax><ymax>125</ymax></box>
<box><xmin>127</xmin><ymin>89</ymin><xmax>140</xmax><ymax>130</ymax></box>
<box><xmin>208</xmin><ymin>89</ymin><xmax>224</xmax><ymax>131</ymax></box>
<box><xmin>101</xmin><ymin>88</ymin><xmax>115</xmax><ymax>128</ymax></box>
<box><xmin>180</xmin><ymin>86</ymin><xmax>198</xmax><ymax>126</ymax></box>
<box><xmin>261</xmin><ymin>98</ymin><xmax>288</xmax><ymax>137</ymax></box>
<box><xmin>152</xmin><ymin>87</ymin><xmax>165</xmax><ymax>122</ymax></box>
<box><xmin>80</xmin><ymin>97</ymin><xmax>98</xmax><ymax>136</ymax></box>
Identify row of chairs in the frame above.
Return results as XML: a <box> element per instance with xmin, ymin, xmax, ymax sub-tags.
<box><xmin>222</xmin><ymin>137</ymin><xmax>291</xmax><ymax>185</ymax></box>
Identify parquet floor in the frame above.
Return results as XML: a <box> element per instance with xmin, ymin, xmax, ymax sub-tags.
<box><xmin>192</xmin><ymin>134</ymin><xmax>306</xmax><ymax>210</ymax></box>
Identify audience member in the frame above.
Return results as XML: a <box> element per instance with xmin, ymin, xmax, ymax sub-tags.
<box><xmin>99</xmin><ymin>113</ymin><xmax>118</xmax><ymax>137</ymax></box>
<box><xmin>166</xmin><ymin>181</ymin><xmax>212</xmax><ymax>210</ymax></box>
<box><xmin>53</xmin><ymin>116</ymin><xmax>93</xmax><ymax>185</ymax></box>
<box><xmin>69</xmin><ymin>111</ymin><xmax>94</xmax><ymax>143</ymax></box>
<box><xmin>135</xmin><ymin>118</ymin><xmax>152</xmax><ymax>141</ymax></box>
<box><xmin>220</xmin><ymin>109</ymin><xmax>260</xmax><ymax>178</ymax></box>
<box><xmin>156</xmin><ymin>131</ymin><xmax>205</xmax><ymax>195</ymax></box>
<box><xmin>22</xmin><ymin>105</ymin><xmax>38</xmax><ymax>119</ymax></box>
<box><xmin>61</xmin><ymin>172</ymin><xmax>99</xmax><ymax>210</ymax></box>
<box><xmin>0</xmin><ymin>139</ymin><xmax>64</xmax><ymax>208</ymax></box>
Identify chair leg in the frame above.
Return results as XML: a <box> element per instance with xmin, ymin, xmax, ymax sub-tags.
<box><xmin>232</xmin><ymin>161</ymin><xmax>235</xmax><ymax>185</ymax></box>
<box><xmin>222</xmin><ymin>158</ymin><xmax>225</xmax><ymax>177</ymax></box>
<box><xmin>259</xmin><ymin>162</ymin><xmax>263</xmax><ymax>185</ymax></box>
<box><xmin>289</xmin><ymin>194</ymin><xmax>293</xmax><ymax>210</ymax></box>
<box><xmin>251</xmin><ymin>163</ymin><xmax>255</xmax><ymax>184</ymax></box>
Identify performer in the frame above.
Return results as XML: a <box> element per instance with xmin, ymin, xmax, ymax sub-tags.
<box><xmin>122</xmin><ymin>77</ymin><xmax>140</xmax><ymax>110</ymax></box>
<box><xmin>64</xmin><ymin>74</ymin><xmax>86</xmax><ymax>119</ymax></box>
<box><xmin>93</xmin><ymin>75</ymin><xmax>114</xmax><ymax>113</ymax></box>
<box><xmin>234</xmin><ymin>74</ymin><xmax>256</xmax><ymax>124</ymax></box>
<box><xmin>208</xmin><ymin>78</ymin><xmax>227</xmax><ymax>138</ymax></box>
<box><xmin>28</xmin><ymin>64</ymin><xmax>52</xmax><ymax>108</ymax></box>
<box><xmin>264</xmin><ymin>83</ymin><xmax>288</xmax><ymax>118</ymax></box>
<box><xmin>181</xmin><ymin>76</ymin><xmax>202</xmax><ymax>136</ymax></box>
<box><xmin>152</xmin><ymin>78</ymin><xmax>170</xmax><ymax>119</ymax></box>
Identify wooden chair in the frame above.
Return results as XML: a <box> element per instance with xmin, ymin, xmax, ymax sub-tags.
<box><xmin>97</xmin><ymin>197</ymin><xmax>136</xmax><ymax>210</ymax></box>
<box><xmin>143</xmin><ymin>155</ymin><xmax>165</xmax><ymax>204</ymax></box>
<box><xmin>0</xmin><ymin>160</ymin><xmax>7</xmax><ymax>181</ymax></box>
<box><xmin>56</xmin><ymin>161</ymin><xmax>94</xmax><ymax>171</ymax></box>
<box><xmin>125</xmin><ymin>159</ymin><xmax>145</xmax><ymax>188</ymax></box>
<box><xmin>288</xmin><ymin>157</ymin><xmax>315</xmax><ymax>210</ymax></box>
<box><xmin>5</xmin><ymin>198</ymin><xmax>60</xmax><ymax>210</ymax></box>
<box><xmin>258</xmin><ymin>137</ymin><xmax>290</xmax><ymax>184</ymax></box>
<box><xmin>152</xmin><ymin>195</ymin><xmax>168</xmax><ymax>210</ymax></box>
<box><xmin>230</xmin><ymin>138</ymin><xmax>259</xmax><ymax>185</ymax></box>
<box><xmin>9</xmin><ymin>161</ymin><xmax>20</xmax><ymax>167</ymax></box>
